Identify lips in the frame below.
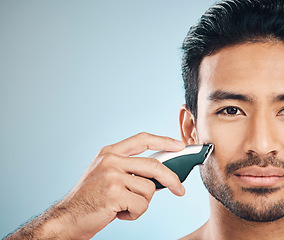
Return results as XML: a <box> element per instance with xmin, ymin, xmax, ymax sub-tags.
<box><xmin>233</xmin><ymin>166</ymin><xmax>284</xmax><ymax>187</ymax></box>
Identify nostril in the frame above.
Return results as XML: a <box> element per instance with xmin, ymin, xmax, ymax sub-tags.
<box><xmin>270</xmin><ymin>150</ymin><xmax>278</xmax><ymax>156</ymax></box>
<box><xmin>247</xmin><ymin>150</ymin><xmax>257</xmax><ymax>157</ymax></box>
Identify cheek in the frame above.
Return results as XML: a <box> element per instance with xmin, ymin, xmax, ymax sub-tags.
<box><xmin>197</xmin><ymin>118</ymin><xmax>247</xmax><ymax>169</ymax></box>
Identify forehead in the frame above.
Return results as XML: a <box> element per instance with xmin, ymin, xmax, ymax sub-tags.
<box><xmin>198</xmin><ymin>42</ymin><xmax>284</xmax><ymax>97</ymax></box>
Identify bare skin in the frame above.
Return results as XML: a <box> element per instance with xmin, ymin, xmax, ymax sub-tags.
<box><xmin>6</xmin><ymin>133</ymin><xmax>185</xmax><ymax>240</ymax></box>
<box><xmin>180</xmin><ymin>42</ymin><xmax>284</xmax><ymax>239</ymax></box>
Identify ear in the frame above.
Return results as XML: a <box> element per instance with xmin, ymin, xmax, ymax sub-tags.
<box><xmin>179</xmin><ymin>104</ymin><xmax>198</xmax><ymax>145</ymax></box>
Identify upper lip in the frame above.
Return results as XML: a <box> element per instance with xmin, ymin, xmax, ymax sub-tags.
<box><xmin>234</xmin><ymin>166</ymin><xmax>284</xmax><ymax>177</ymax></box>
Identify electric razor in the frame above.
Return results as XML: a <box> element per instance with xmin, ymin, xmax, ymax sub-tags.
<box><xmin>149</xmin><ymin>144</ymin><xmax>214</xmax><ymax>189</ymax></box>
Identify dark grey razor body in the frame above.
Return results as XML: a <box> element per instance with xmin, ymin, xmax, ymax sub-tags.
<box><xmin>149</xmin><ymin>144</ymin><xmax>214</xmax><ymax>189</ymax></box>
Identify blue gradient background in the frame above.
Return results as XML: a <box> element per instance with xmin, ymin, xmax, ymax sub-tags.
<box><xmin>0</xmin><ymin>1</ymin><xmax>215</xmax><ymax>239</ymax></box>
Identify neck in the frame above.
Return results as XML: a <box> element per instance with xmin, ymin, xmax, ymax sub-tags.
<box><xmin>203</xmin><ymin>195</ymin><xmax>284</xmax><ymax>240</ymax></box>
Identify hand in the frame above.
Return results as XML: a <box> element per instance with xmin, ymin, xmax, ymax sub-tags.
<box><xmin>5</xmin><ymin>132</ymin><xmax>185</xmax><ymax>240</ymax></box>
<box><xmin>61</xmin><ymin>132</ymin><xmax>186</xmax><ymax>239</ymax></box>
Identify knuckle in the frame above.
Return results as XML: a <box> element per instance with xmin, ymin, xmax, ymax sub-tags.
<box><xmin>136</xmin><ymin>132</ymin><xmax>149</xmax><ymax>139</ymax></box>
<box><xmin>108</xmin><ymin>182</ymin><xmax>122</xmax><ymax>195</ymax></box>
<box><xmin>130</xmin><ymin>200</ymin><xmax>148</xmax><ymax>220</ymax></box>
<box><xmin>166</xmin><ymin>171</ymin><xmax>180</xmax><ymax>188</ymax></box>
<box><xmin>104</xmin><ymin>173</ymin><xmax>123</xmax><ymax>196</ymax></box>
<box><xmin>139</xmin><ymin>199</ymin><xmax>149</xmax><ymax>215</ymax></box>
<box><xmin>143</xmin><ymin>183</ymin><xmax>156</xmax><ymax>202</ymax></box>
<box><xmin>103</xmin><ymin>167</ymin><xmax>119</xmax><ymax>179</ymax></box>
<box><xmin>149</xmin><ymin>157</ymin><xmax>161</xmax><ymax>170</ymax></box>
<box><xmin>100</xmin><ymin>153</ymin><xmax>117</xmax><ymax>167</ymax></box>
<box><xmin>99</xmin><ymin>144</ymin><xmax>114</xmax><ymax>155</ymax></box>
<box><xmin>148</xmin><ymin>181</ymin><xmax>156</xmax><ymax>194</ymax></box>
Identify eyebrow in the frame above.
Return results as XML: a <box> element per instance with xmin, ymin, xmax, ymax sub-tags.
<box><xmin>208</xmin><ymin>90</ymin><xmax>254</xmax><ymax>102</ymax></box>
<box><xmin>272</xmin><ymin>94</ymin><xmax>284</xmax><ymax>102</ymax></box>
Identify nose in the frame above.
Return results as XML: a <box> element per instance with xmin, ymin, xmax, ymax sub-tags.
<box><xmin>243</xmin><ymin>113</ymin><xmax>280</xmax><ymax>156</ymax></box>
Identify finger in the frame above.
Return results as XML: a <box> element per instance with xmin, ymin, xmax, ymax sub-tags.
<box><xmin>97</xmin><ymin>153</ymin><xmax>184</xmax><ymax>196</ymax></box>
<box><xmin>100</xmin><ymin>132</ymin><xmax>185</xmax><ymax>157</ymax></box>
<box><xmin>123</xmin><ymin>174</ymin><xmax>156</xmax><ymax>202</ymax></box>
<box><xmin>116</xmin><ymin>156</ymin><xmax>185</xmax><ymax>196</ymax></box>
<box><xmin>116</xmin><ymin>190</ymin><xmax>149</xmax><ymax>221</ymax></box>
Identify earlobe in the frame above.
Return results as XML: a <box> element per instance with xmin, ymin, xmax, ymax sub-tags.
<box><xmin>179</xmin><ymin>104</ymin><xmax>198</xmax><ymax>145</ymax></box>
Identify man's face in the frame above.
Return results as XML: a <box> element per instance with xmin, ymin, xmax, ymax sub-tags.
<box><xmin>196</xmin><ymin>42</ymin><xmax>284</xmax><ymax>221</ymax></box>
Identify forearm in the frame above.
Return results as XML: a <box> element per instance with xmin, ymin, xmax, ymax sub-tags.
<box><xmin>5</xmin><ymin>201</ymin><xmax>83</xmax><ymax>240</ymax></box>
<box><xmin>5</xmin><ymin>133</ymin><xmax>185</xmax><ymax>239</ymax></box>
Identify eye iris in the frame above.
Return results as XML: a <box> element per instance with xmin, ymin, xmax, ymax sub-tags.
<box><xmin>227</xmin><ymin>107</ymin><xmax>238</xmax><ymax>114</ymax></box>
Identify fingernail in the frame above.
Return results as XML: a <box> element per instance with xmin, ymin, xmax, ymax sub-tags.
<box><xmin>169</xmin><ymin>185</ymin><xmax>185</xmax><ymax>196</ymax></box>
<box><xmin>179</xmin><ymin>184</ymin><xmax>185</xmax><ymax>196</ymax></box>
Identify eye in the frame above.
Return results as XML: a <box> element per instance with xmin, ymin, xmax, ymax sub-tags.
<box><xmin>277</xmin><ymin>108</ymin><xmax>284</xmax><ymax>116</ymax></box>
<box><xmin>216</xmin><ymin>106</ymin><xmax>245</xmax><ymax>116</ymax></box>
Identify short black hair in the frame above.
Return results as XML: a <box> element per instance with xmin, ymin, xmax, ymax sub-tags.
<box><xmin>182</xmin><ymin>0</ymin><xmax>284</xmax><ymax>119</ymax></box>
